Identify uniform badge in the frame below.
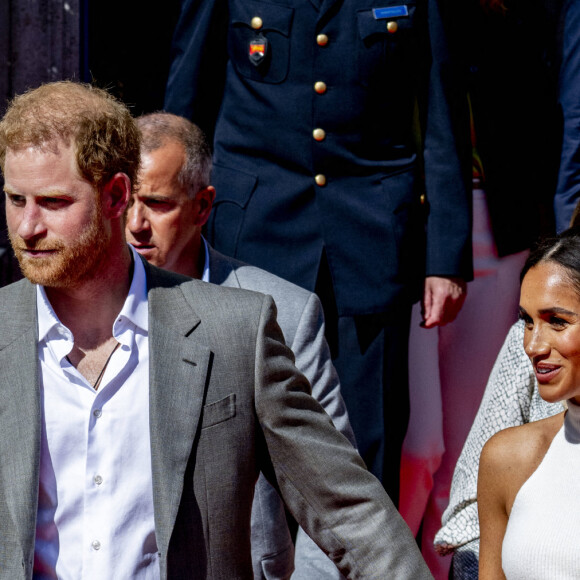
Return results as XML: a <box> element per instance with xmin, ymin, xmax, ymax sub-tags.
<box><xmin>372</xmin><ymin>5</ymin><xmax>409</xmax><ymax>19</ymax></box>
<box><xmin>249</xmin><ymin>35</ymin><xmax>268</xmax><ymax>67</ymax></box>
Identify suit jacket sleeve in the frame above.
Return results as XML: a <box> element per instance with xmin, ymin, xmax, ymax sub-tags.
<box><xmin>554</xmin><ymin>0</ymin><xmax>580</xmax><ymax>232</ymax></box>
<box><xmin>254</xmin><ymin>295</ymin><xmax>432</xmax><ymax>578</ymax></box>
<box><xmin>289</xmin><ymin>292</ymin><xmax>356</xmax><ymax>447</ymax></box>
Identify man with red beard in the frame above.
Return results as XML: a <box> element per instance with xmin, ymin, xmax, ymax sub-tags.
<box><xmin>0</xmin><ymin>81</ymin><xmax>430</xmax><ymax>579</ymax></box>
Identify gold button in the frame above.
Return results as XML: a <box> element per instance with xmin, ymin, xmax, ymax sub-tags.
<box><xmin>251</xmin><ymin>16</ymin><xmax>263</xmax><ymax>30</ymax></box>
<box><xmin>315</xmin><ymin>174</ymin><xmax>327</xmax><ymax>186</ymax></box>
<box><xmin>313</xmin><ymin>128</ymin><xmax>326</xmax><ymax>141</ymax></box>
<box><xmin>314</xmin><ymin>81</ymin><xmax>327</xmax><ymax>94</ymax></box>
<box><xmin>386</xmin><ymin>21</ymin><xmax>398</xmax><ymax>33</ymax></box>
<box><xmin>420</xmin><ymin>193</ymin><xmax>426</xmax><ymax>205</ymax></box>
<box><xmin>317</xmin><ymin>34</ymin><xmax>329</xmax><ymax>46</ymax></box>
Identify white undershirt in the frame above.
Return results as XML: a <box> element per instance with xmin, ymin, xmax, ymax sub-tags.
<box><xmin>34</xmin><ymin>246</ymin><xmax>159</xmax><ymax>580</ymax></box>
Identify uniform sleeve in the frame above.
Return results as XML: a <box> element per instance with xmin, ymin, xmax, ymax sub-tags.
<box><xmin>422</xmin><ymin>0</ymin><xmax>472</xmax><ymax>280</ymax></box>
<box><xmin>255</xmin><ymin>295</ymin><xmax>433</xmax><ymax>579</ymax></box>
<box><xmin>164</xmin><ymin>0</ymin><xmax>229</xmax><ymax>141</ymax></box>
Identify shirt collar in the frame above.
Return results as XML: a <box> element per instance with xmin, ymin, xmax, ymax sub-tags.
<box><xmin>37</xmin><ymin>244</ymin><xmax>149</xmax><ymax>343</ymax></box>
<box><xmin>201</xmin><ymin>236</ymin><xmax>210</xmax><ymax>283</ymax></box>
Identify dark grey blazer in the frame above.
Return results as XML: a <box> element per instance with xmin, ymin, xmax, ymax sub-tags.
<box><xmin>0</xmin><ymin>261</ymin><xmax>431</xmax><ymax>579</ymax></box>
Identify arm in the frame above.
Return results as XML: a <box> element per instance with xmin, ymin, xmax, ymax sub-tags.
<box><xmin>421</xmin><ymin>0</ymin><xmax>473</xmax><ymax>326</ymax></box>
<box><xmin>290</xmin><ymin>292</ymin><xmax>353</xmax><ymax>579</ymax></box>
<box><xmin>164</xmin><ymin>0</ymin><xmax>229</xmax><ymax>141</ymax></box>
<box><xmin>477</xmin><ymin>436</ymin><xmax>509</xmax><ymax>580</ymax></box>
<box><xmin>255</xmin><ymin>296</ymin><xmax>432</xmax><ymax>579</ymax></box>
<box><xmin>554</xmin><ymin>0</ymin><xmax>580</xmax><ymax>232</ymax></box>
<box><xmin>290</xmin><ymin>293</ymin><xmax>356</xmax><ymax>447</ymax></box>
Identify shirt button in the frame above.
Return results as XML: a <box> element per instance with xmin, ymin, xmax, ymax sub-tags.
<box><xmin>251</xmin><ymin>16</ymin><xmax>263</xmax><ymax>29</ymax></box>
<box><xmin>315</xmin><ymin>174</ymin><xmax>327</xmax><ymax>186</ymax></box>
<box><xmin>317</xmin><ymin>33</ymin><xmax>329</xmax><ymax>46</ymax></box>
<box><xmin>93</xmin><ymin>409</ymin><xmax>102</xmax><ymax>418</ymax></box>
<box><xmin>91</xmin><ymin>540</ymin><xmax>101</xmax><ymax>551</ymax></box>
<box><xmin>314</xmin><ymin>81</ymin><xmax>327</xmax><ymax>94</ymax></box>
<box><xmin>313</xmin><ymin>128</ymin><xmax>326</xmax><ymax>141</ymax></box>
<box><xmin>94</xmin><ymin>475</ymin><xmax>103</xmax><ymax>485</ymax></box>
<box><xmin>387</xmin><ymin>20</ymin><xmax>398</xmax><ymax>33</ymax></box>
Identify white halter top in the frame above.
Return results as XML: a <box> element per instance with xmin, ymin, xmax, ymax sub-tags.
<box><xmin>502</xmin><ymin>401</ymin><xmax>580</xmax><ymax>579</ymax></box>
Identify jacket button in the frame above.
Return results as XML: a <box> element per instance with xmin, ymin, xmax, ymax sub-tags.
<box><xmin>313</xmin><ymin>128</ymin><xmax>326</xmax><ymax>141</ymax></box>
<box><xmin>420</xmin><ymin>193</ymin><xmax>426</xmax><ymax>205</ymax></box>
<box><xmin>387</xmin><ymin>21</ymin><xmax>398</xmax><ymax>33</ymax></box>
<box><xmin>317</xmin><ymin>34</ymin><xmax>329</xmax><ymax>46</ymax></box>
<box><xmin>315</xmin><ymin>174</ymin><xmax>327</xmax><ymax>186</ymax></box>
<box><xmin>251</xmin><ymin>16</ymin><xmax>263</xmax><ymax>30</ymax></box>
<box><xmin>314</xmin><ymin>81</ymin><xmax>327</xmax><ymax>94</ymax></box>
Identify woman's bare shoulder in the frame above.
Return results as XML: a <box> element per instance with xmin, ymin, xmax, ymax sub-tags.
<box><xmin>482</xmin><ymin>412</ymin><xmax>563</xmax><ymax>468</ymax></box>
<box><xmin>479</xmin><ymin>411</ymin><xmax>565</xmax><ymax>510</ymax></box>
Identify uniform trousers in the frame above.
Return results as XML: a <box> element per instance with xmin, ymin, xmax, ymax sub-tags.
<box><xmin>399</xmin><ymin>182</ymin><xmax>527</xmax><ymax>579</ymax></box>
<box><xmin>317</xmin><ymin>253</ymin><xmax>412</xmax><ymax>506</ymax></box>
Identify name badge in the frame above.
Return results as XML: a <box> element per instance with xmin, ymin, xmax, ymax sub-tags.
<box><xmin>372</xmin><ymin>5</ymin><xmax>409</xmax><ymax>19</ymax></box>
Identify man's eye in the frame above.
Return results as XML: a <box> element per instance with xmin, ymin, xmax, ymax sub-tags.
<box><xmin>7</xmin><ymin>194</ymin><xmax>25</xmax><ymax>207</ymax></box>
<box><xmin>146</xmin><ymin>200</ymin><xmax>172</xmax><ymax>210</ymax></box>
<box><xmin>37</xmin><ymin>197</ymin><xmax>71</xmax><ymax>209</ymax></box>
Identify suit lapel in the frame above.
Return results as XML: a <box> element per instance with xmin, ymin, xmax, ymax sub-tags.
<box><xmin>145</xmin><ymin>263</ymin><xmax>212</xmax><ymax>561</ymax></box>
<box><xmin>0</xmin><ymin>280</ymin><xmax>41</xmax><ymax>563</ymax></box>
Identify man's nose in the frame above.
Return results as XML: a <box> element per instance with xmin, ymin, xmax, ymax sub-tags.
<box><xmin>17</xmin><ymin>203</ymin><xmax>46</xmax><ymax>241</ymax></box>
<box><xmin>127</xmin><ymin>203</ymin><xmax>149</xmax><ymax>233</ymax></box>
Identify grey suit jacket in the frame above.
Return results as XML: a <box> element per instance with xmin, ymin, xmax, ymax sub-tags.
<box><xmin>0</xmin><ymin>261</ymin><xmax>431</xmax><ymax>579</ymax></box>
<box><xmin>208</xmin><ymin>246</ymin><xmax>354</xmax><ymax>579</ymax></box>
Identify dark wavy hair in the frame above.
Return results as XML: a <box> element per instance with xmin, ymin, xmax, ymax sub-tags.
<box><xmin>521</xmin><ymin>227</ymin><xmax>580</xmax><ymax>295</ymax></box>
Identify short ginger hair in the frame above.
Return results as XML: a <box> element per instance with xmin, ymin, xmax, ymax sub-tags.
<box><xmin>0</xmin><ymin>81</ymin><xmax>141</xmax><ymax>192</ymax></box>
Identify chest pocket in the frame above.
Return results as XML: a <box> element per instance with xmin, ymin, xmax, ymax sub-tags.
<box><xmin>356</xmin><ymin>1</ymin><xmax>419</xmax><ymax>87</ymax></box>
<box><xmin>201</xmin><ymin>394</ymin><xmax>236</xmax><ymax>429</ymax></box>
<box><xmin>229</xmin><ymin>0</ymin><xmax>294</xmax><ymax>84</ymax></box>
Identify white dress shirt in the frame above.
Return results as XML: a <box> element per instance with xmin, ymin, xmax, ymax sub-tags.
<box><xmin>34</xmin><ymin>247</ymin><xmax>159</xmax><ymax>580</ymax></box>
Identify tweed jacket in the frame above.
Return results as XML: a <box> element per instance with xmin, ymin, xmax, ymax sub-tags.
<box><xmin>434</xmin><ymin>320</ymin><xmax>562</xmax><ymax>578</ymax></box>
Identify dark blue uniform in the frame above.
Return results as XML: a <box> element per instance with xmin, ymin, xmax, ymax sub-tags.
<box><xmin>166</xmin><ymin>0</ymin><xmax>472</xmax><ymax>502</ymax></box>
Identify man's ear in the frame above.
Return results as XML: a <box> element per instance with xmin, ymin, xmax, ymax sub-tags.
<box><xmin>102</xmin><ymin>173</ymin><xmax>131</xmax><ymax>219</ymax></box>
<box><xmin>193</xmin><ymin>185</ymin><xmax>216</xmax><ymax>227</ymax></box>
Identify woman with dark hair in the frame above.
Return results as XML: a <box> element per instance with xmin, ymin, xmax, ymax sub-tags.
<box><xmin>478</xmin><ymin>227</ymin><xmax>580</xmax><ymax>578</ymax></box>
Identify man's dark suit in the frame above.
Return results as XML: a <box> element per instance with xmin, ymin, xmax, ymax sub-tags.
<box><xmin>165</xmin><ymin>0</ymin><xmax>472</xmax><ymax>498</ymax></box>
<box><xmin>0</xmin><ymin>260</ymin><xmax>431</xmax><ymax>579</ymax></box>
<box><xmin>447</xmin><ymin>0</ymin><xmax>561</xmax><ymax>252</ymax></box>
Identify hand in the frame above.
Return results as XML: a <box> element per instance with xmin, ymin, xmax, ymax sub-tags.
<box><xmin>421</xmin><ymin>276</ymin><xmax>467</xmax><ymax>328</ymax></box>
